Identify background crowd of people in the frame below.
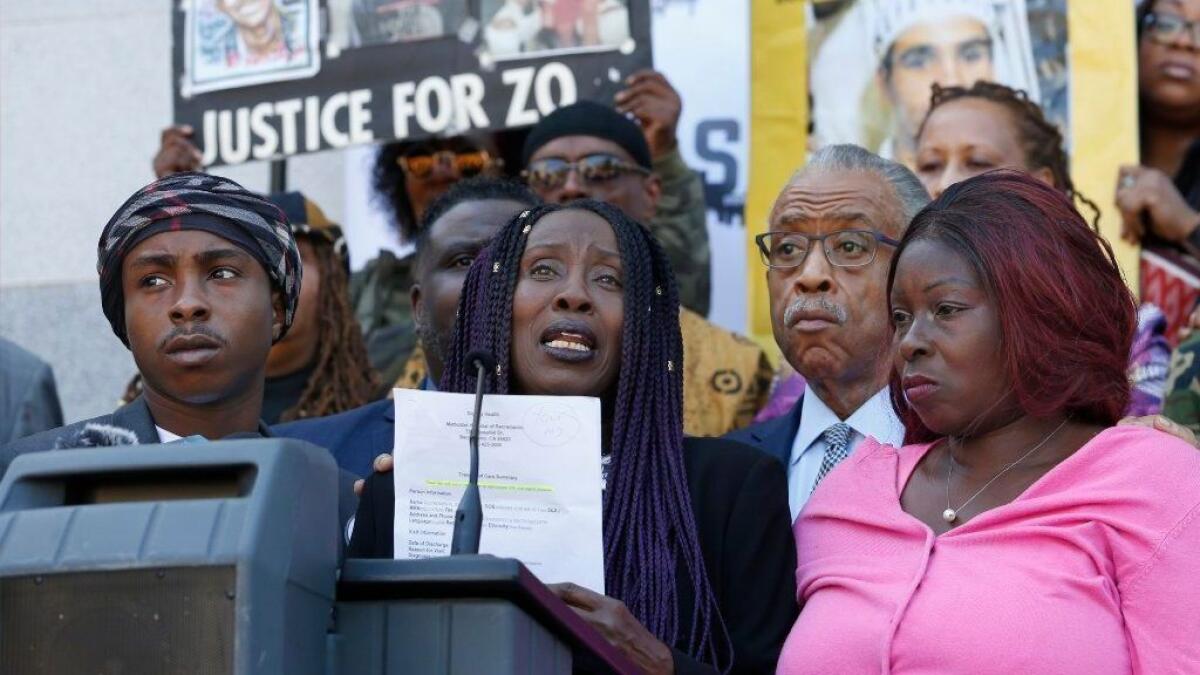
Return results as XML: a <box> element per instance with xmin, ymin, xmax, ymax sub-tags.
<box><xmin>3</xmin><ymin>0</ymin><xmax>1200</xmax><ymax>672</ymax></box>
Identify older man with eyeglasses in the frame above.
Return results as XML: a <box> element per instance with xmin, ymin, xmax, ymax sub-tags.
<box><xmin>727</xmin><ymin>144</ymin><xmax>931</xmax><ymax>520</ymax></box>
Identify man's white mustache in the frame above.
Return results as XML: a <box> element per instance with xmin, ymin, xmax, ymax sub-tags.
<box><xmin>783</xmin><ymin>298</ymin><xmax>847</xmax><ymax>326</ymax></box>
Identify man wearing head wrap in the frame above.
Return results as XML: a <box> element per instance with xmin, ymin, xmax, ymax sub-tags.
<box><xmin>116</xmin><ymin>190</ymin><xmax>381</xmax><ymax>425</ymax></box>
<box><xmin>0</xmin><ymin>172</ymin><xmax>302</xmax><ymax>472</ymax></box>
<box><xmin>522</xmin><ymin>99</ymin><xmax>772</xmax><ymax>435</ymax></box>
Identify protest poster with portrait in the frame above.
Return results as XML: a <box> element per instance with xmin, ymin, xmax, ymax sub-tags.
<box><xmin>744</xmin><ymin>0</ymin><xmax>1140</xmax><ymax>348</ymax></box>
<box><xmin>172</xmin><ymin>0</ymin><xmax>652</xmax><ymax>167</ymax></box>
<box><xmin>183</xmin><ymin>0</ymin><xmax>321</xmax><ymax>96</ymax></box>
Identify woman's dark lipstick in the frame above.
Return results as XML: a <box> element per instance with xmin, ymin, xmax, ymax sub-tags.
<box><xmin>539</xmin><ymin>320</ymin><xmax>597</xmax><ymax>364</ymax></box>
<box><xmin>902</xmin><ymin>374</ymin><xmax>939</xmax><ymax>403</ymax></box>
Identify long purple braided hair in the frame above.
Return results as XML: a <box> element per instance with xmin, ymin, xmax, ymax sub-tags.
<box><xmin>442</xmin><ymin>200</ymin><xmax>731</xmax><ymax>670</ymax></box>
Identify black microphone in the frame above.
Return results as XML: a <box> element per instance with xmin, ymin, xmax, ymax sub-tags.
<box><xmin>451</xmin><ymin>350</ymin><xmax>496</xmax><ymax>555</ymax></box>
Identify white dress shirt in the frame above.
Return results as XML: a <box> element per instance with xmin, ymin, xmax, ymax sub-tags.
<box><xmin>155</xmin><ymin>425</ymin><xmax>182</xmax><ymax>443</ymax></box>
<box><xmin>787</xmin><ymin>387</ymin><xmax>905</xmax><ymax>520</ymax></box>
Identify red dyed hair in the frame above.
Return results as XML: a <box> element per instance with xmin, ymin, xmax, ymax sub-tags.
<box><xmin>887</xmin><ymin>170</ymin><xmax>1136</xmax><ymax>443</ymax></box>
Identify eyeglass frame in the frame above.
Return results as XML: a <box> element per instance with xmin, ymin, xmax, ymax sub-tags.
<box><xmin>396</xmin><ymin>150</ymin><xmax>501</xmax><ymax>178</ymax></box>
<box><xmin>521</xmin><ymin>153</ymin><xmax>652</xmax><ymax>189</ymax></box>
<box><xmin>754</xmin><ymin>229</ymin><xmax>901</xmax><ymax>269</ymax></box>
<box><xmin>1142</xmin><ymin>11</ymin><xmax>1200</xmax><ymax>46</ymax></box>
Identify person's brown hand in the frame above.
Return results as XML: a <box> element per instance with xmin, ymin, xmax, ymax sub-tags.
<box><xmin>615</xmin><ymin>69</ymin><xmax>681</xmax><ymax>160</ymax></box>
<box><xmin>1115</xmin><ymin>165</ymin><xmax>1200</xmax><ymax>245</ymax></box>
<box><xmin>352</xmin><ymin>453</ymin><xmax>395</xmax><ymax>496</ymax></box>
<box><xmin>548</xmin><ymin>582</ymin><xmax>674</xmax><ymax>675</ymax></box>
<box><xmin>153</xmin><ymin>125</ymin><xmax>204</xmax><ymax>178</ymax></box>
<box><xmin>1119</xmin><ymin>415</ymin><xmax>1199</xmax><ymax>448</ymax></box>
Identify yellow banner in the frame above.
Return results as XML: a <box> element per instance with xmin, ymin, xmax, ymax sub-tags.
<box><xmin>746</xmin><ymin>0</ymin><xmax>1139</xmax><ymax>352</ymax></box>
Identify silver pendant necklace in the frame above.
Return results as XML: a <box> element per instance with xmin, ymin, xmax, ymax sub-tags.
<box><xmin>942</xmin><ymin>419</ymin><xmax>1069</xmax><ymax>524</ymax></box>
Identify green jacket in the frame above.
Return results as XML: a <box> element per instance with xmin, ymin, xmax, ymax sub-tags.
<box><xmin>1164</xmin><ymin>332</ymin><xmax>1200</xmax><ymax>434</ymax></box>
<box><xmin>349</xmin><ymin>249</ymin><xmax>418</xmax><ymax>394</ymax></box>
<box><xmin>650</xmin><ymin>148</ymin><xmax>712</xmax><ymax>317</ymax></box>
<box><xmin>349</xmin><ymin>148</ymin><xmax>713</xmax><ymax>382</ymax></box>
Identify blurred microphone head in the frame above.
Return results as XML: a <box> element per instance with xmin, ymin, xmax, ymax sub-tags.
<box><xmin>465</xmin><ymin>350</ymin><xmax>497</xmax><ymax>374</ymax></box>
<box><xmin>54</xmin><ymin>423</ymin><xmax>139</xmax><ymax>449</ymax></box>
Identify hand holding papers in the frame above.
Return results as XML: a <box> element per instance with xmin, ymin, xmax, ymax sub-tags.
<box><xmin>392</xmin><ymin>389</ymin><xmax>606</xmax><ymax>592</ymax></box>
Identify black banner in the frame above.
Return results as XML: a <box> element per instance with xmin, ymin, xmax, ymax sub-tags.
<box><xmin>172</xmin><ymin>1</ymin><xmax>653</xmax><ymax>167</ymax></box>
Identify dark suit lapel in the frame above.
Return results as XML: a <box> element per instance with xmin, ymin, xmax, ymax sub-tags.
<box><xmin>112</xmin><ymin>397</ymin><xmax>272</xmax><ymax>442</ymax></box>
<box><xmin>757</xmin><ymin>396</ymin><xmax>804</xmax><ymax>466</ymax></box>
<box><xmin>110</xmin><ymin>397</ymin><xmax>161</xmax><ymax>444</ymax></box>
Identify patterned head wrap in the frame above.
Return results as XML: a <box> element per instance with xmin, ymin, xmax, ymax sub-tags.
<box><xmin>97</xmin><ymin>172</ymin><xmax>302</xmax><ymax>346</ymax></box>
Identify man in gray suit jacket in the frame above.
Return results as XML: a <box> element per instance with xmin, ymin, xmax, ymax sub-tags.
<box><xmin>0</xmin><ymin>337</ymin><xmax>64</xmax><ymax>443</ymax></box>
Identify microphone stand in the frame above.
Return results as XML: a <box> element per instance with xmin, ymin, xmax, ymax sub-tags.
<box><xmin>450</xmin><ymin>357</ymin><xmax>487</xmax><ymax>555</ymax></box>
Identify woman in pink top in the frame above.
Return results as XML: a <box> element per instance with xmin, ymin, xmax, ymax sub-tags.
<box><xmin>778</xmin><ymin>171</ymin><xmax>1200</xmax><ymax>674</ymax></box>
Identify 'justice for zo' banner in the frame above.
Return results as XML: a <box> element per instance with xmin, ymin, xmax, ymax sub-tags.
<box><xmin>172</xmin><ymin>0</ymin><xmax>652</xmax><ymax>167</ymax></box>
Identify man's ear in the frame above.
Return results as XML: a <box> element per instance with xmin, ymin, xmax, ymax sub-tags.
<box><xmin>643</xmin><ymin>174</ymin><xmax>662</xmax><ymax>212</ymax></box>
<box><xmin>411</xmin><ymin>283</ymin><xmax>425</xmax><ymax>325</ymax></box>
<box><xmin>271</xmin><ymin>289</ymin><xmax>285</xmax><ymax>341</ymax></box>
<box><xmin>1031</xmin><ymin>166</ymin><xmax>1057</xmax><ymax>189</ymax></box>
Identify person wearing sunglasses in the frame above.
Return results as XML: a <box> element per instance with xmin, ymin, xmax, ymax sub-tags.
<box><xmin>520</xmin><ymin>97</ymin><xmax>773</xmax><ymax>436</ymax></box>
<box><xmin>1116</xmin><ymin>0</ymin><xmax>1200</xmax><ymax>337</ymax></box>
<box><xmin>349</xmin><ymin>135</ymin><xmax>507</xmax><ymax>388</ymax></box>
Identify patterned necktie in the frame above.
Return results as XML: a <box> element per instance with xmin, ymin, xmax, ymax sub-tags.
<box><xmin>812</xmin><ymin>422</ymin><xmax>853</xmax><ymax>492</ymax></box>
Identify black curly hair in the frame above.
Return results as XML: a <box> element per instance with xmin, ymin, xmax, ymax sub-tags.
<box><xmin>372</xmin><ymin>136</ymin><xmax>492</xmax><ymax>242</ymax></box>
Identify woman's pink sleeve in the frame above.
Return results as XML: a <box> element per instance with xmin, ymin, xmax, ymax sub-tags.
<box><xmin>1121</xmin><ymin>504</ymin><xmax>1200</xmax><ymax>673</ymax></box>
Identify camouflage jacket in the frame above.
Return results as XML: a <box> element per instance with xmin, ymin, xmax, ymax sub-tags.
<box><xmin>1164</xmin><ymin>331</ymin><xmax>1200</xmax><ymax>434</ymax></box>
<box><xmin>651</xmin><ymin>148</ymin><xmax>712</xmax><ymax>317</ymax></box>
<box><xmin>350</xmin><ymin>149</ymin><xmax>714</xmax><ymax>382</ymax></box>
<box><xmin>348</xmin><ymin>249</ymin><xmax>418</xmax><ymax>396</ymax></box>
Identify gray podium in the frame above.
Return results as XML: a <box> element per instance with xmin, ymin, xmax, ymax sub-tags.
<box><xmin>0</xmin><ymin>439</ymin><xmax>636</xmax><ymax>675</ymax></box>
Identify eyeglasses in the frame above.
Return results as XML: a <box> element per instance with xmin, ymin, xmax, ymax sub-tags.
<box><xmin>522</xmin><ymin>154</ymin><xmax>651</xmax><ymax>190</ymax></box>
<box><xmin>1143</xmin><ymin>12</ymin><xmax>1200</xmax><ymax>47</ymax></box>
<box><xmin>755</xmin><ymin>230</ymin><xmax>900</xmax><ymax>269</ymax></box>
<box><xmin>397</xmin><ymin>150</ymin><xmax>499</xmax><ymax>179</ymax></box>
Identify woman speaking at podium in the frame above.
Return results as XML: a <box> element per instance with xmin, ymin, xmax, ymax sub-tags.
<box><xmin>349</xmin><ymin>201</ymin><xmax>797</xmax><ymax>674</ymax></box>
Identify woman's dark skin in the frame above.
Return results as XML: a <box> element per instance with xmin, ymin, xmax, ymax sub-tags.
<box><xmin>509</xmin><ymin>210</ymin><xmax>625</xmax><ymax>398</ymax></box>
<box><xmin>1139</xmin><ymin>0</ymin><xmax>1200</xmax><ymax>176</ymax></box>
<box><xmin>504</xmin><ymin>210</ymin><xmax>673</xmax><ymax>674</ymax></box>
<box><xmin>889</xmin><ymin>239</ymin><xmax>1103</xmax><ymax>534</ymax></box>
<box><xmin>1118</xmin><ymin>0</ymin><xmax>1200</xmax><ymax>244</ymax></box>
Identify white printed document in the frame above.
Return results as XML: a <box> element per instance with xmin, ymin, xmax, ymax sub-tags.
<box><xmin>392</xmin><ymin>389</ymin><xmax>605</xmax><ymax>592</ymax></box>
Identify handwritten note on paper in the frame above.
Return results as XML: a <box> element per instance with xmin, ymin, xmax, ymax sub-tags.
<box><xmin>392</xmin><ymin>389</ymin><xmax>606</xmax><ymax>592</ymax></box>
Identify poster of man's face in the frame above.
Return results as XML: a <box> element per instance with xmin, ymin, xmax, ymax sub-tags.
<box><xmin>185</xmin><ymin>0</ymin><xmax>320</xmax><ymax>96</ymax></box>
<box><xmin>481</xmin><ymin>0</ymin><xmax>633</xmax><ymax>60</ymax></box>
<box><xmin>808</xmin><ymin>0</ymin><xmax>1068</xmax><ymax>168</ymax></box>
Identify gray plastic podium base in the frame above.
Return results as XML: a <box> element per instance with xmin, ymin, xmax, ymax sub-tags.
<box><xmin>332</xmin><ymin>557</ymin><xmax>636</xmax><ymax>675</ymax></box>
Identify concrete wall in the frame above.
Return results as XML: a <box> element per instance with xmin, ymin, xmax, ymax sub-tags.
<box><xmin>0</xmin><ymin>0</ymin><xmax>347</xmax><ymax>423</ymax></box>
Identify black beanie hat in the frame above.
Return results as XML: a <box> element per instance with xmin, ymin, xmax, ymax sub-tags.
<box><xmin>521</xmin><ymin>100</ymin><xmax>653</xmax><ymax>170</ymax></box>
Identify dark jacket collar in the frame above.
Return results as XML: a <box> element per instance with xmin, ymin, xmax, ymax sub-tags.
<box><xmin>746</xmin><ymin>396</ymin><xmax>805</xmax><ymax>466</ymax></box>
<box><xmin>117</xmin><ymin>396</ymin><xmax>272</xmax><ymax>442</ymax></box>
<box><xmin>111</xmin><ymin>397</ymin><xmax>161</xmax><ymax>444</ymax></box>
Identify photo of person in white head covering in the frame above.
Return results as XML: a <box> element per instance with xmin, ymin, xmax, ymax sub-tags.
<box><xmin>808</xmin><ymin>0</ymin><xmax>1060</xmax><ymax>168</ymax></box>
